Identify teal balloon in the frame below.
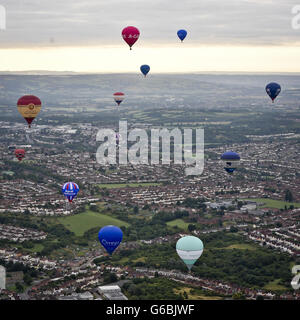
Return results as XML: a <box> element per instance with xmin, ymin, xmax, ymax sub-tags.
<box><xmin>176</xmin><ymin>236</ymin><xmax>204</xmax><ymax>271</ymax></box>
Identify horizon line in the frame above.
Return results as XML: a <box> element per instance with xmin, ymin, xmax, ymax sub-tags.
<box><xmin>1</xmin><ymin>70</ymin><xmax>300</xmax><ymax>75</ymax></box>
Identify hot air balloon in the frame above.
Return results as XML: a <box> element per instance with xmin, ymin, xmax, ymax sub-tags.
<box><xmin>62</xmin><ymin>182</ymin><xmax>79</xmax><ymax>203</ymax></box>
<box><xmin>177</xmin><ymin>29</ymin><xmax>187</xmax><ymax>42</ymax></box>
<box><xmin>266</xmin><ymin>82</ymin><xmax>281</xmax><ymax>103</ymax></box>
<box><xmin>98</xmin><ymin>225</ymin><xmax>123</xmax><ymax>255</ymax></box>
<box><xmin>140</xmin><ymin>65</ymin><xmax>150</xmax><ymax>77</ymax></box>
<box><xmin>176</xmin><ymin>236</ymin><xmax>204</xmax><ymax>271</ymax></box>
<box><xmin>113</xmin><ymin>92</ymin><xmax>125</xmax><ymax>106</ymax></box>
<box><xmin>221</xmin><ymin>151</ymin><xmax>240</xmax><ymax>174</ymax></box>
<box><xmin>15</xmin><ymin>149</ymin><xmax>25</xmax><ymax>161</ymax></box>
<box><xmin>17</xmin><ymin>95</ymin><xmax>42</xmax><ymax>128</ymax></box>
<box><xmin>122</xmin><ymin>26</ymin><xmax>140</xmax><ymax>50</ymax></box>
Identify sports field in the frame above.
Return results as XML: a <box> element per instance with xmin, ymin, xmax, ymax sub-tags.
<box><xmin>242</xmin><ymin>198</ymin><xmax>300</xmax><ymax>209</ymax></box>
<box><xmin>58</xmin><ymin>209</ymin><xmax>129</xmax><ymax>236</ymax></box>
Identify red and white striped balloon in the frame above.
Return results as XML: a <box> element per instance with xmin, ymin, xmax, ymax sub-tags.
<box><xmin>113</xmin><ymin>92</ymin><xmax>125</xmax><ymax>106</ymax></box>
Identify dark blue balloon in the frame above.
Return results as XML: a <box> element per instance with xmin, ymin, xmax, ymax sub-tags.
<box><xmin>177</xmin><ymin>29</ymin><xmax>187</xmax><ymax>42</ymax></box>
<box><xmin>266</xmin><ymin>82</ymin><xmax>281</xmax><ymax>102</ymax></box>
<box><xmin>221</xmin><ymin>151</ymin><xmax>240</xmax><ymax>174</ymax></box>
<box><xmin>225</xmin><ymin>167</ymin><xmax>236</xmax><ymax>174</ymax></box>
<box><xmin>98</xmin><ymin>225</ymin><xmax>123</xmax><ymax>255</ymax></box>
<box><xmin>140</xmin><ymin>64</ymin><xmax>150</xmax><ymax>77</ymax></box>
<box><xmin>221</xmin><ymin>151</ymin><xmax>240</xmax><ymax>161</ymax></box>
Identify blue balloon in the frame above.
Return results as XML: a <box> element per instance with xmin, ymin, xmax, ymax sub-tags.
<box><xmin>221</xmin><ymin>151</ymin><xmax>240</xmax><ymax>161</ymax></box>
<box><xmin>221</xmin><ymin>151</ymin><xmax>240</xmax><ymax>175</ymax></box>
<box><xmin>225</xmin><ymin>167</ymin><xmax>236</xmax><ymax>174</ymax></box>
<box><xmin>98</xmin><ymin>225</ymin><xmax>123</xmax><ymax>255</ymax></box>
<box><xmin>266</xmin><ymin>82</ymin><xmax>281</xmax><ymax>102</ymax></box>
<box><xmin>140</xmin><ymin>64</ymin><xmax>150</xmax><ymax>77</ymax></box>
<box><xmin>177</xmin><ymin>29</ymin><xmax>187</xmax><ymax>42</ymax></box>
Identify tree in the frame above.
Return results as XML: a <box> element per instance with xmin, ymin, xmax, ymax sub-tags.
<box><xmin>285</xmin><ymin>189</ymin><xmax>294</xmax><ymax>203</ymax></box>
<box><xmin>15</xmin><ymin>282</ymin><xmax>24</xmax><ymax>293</ymax></box>
<box><xmin>133</xmin><ymin>206</ymin><xmax>139</xmax><ymax>214</ymax></box>
<box><xmin>188</xmin><ymin>224</ymin><xmax>196</xmax><ymax>232</ymax></box>
<box><xmin>232</xmin><ymin>292</ymin><xmax>245</xmax><ymax>300</ymax></box>
<box><xmin>230</xmin><ymin>226</ymin><xmax>238</xmax><ymax>233</ymax></box>
<box><xmin>103</xmin><ymin>272</ymin><xmax>118</xmax><ymax>284</ymax></box>
<box><xmin>23</xmin><ymin>273</ymin><xmax>33</xmax><ymax>286</ymax></box>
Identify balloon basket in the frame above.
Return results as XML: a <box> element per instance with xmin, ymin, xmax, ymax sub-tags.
<box><xmin>65</xmin><ymin>201</ymin><xmax>71</xmax><ymax>211</ymax></box>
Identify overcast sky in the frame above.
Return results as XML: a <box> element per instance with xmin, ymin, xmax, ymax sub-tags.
<box><xmin>0</xmin><ymin>0</ymin><xmax>299</xmax><ymax>72</ymax></box>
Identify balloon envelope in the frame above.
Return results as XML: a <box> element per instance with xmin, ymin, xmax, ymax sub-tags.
<box><xmin>122</xmin><ymin>26</ymin><xmax>140</xmax><ymax>50</ymax></box>
<box><xmin>176</xmin><ymin>236</ymin><xmax>203</xmax><ymax>271</ymax></box>
<box><xmin>113</xmin><ymin>92</ymin><xmax>125</xmax><ymax>106</ymax></box>
<box><xmin>140</xmin><ymin>65</ymin><xmax>150</xmax><ymax>77</ymax></box>
<box><xmin>17</xmin><ymin>95</ymin><xmax>42</xmax><ymax>128</ymax></box>
<box><xmin>62</xmin><ymin>182</ymin><xmax>79</xmax><ymax>203</ymax></box>
<box><xmin>266</xmin><ymin>82</ymin><xmax>281</xmax><ymax>102</ymax></box>
<box><xmin>221</xmin><ymin>151</ymin><xmax>240</xmax><ymax>174</ymax></box>
<box><xmin>221</xmin><ymin>151</ymin><xmax>240</xmax><ymax>161</ymax></box>
<box><xmin>15</xmin><ymin>149</ymin><xmax>25</xmax><ymax>161</ymax></box>
<box><xmin>177</xmin><ymin>29</ymin><xmax>187</xmax><ymax>42</ymax></box>
<box><xmin>98</xmin><ymin>225</ymin><xmax>123</xmax><ymax>255</ymax></box>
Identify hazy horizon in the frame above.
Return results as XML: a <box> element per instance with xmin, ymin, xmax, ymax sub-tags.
<box><xmin>0</xmin><ymin>1</ymin><xmax>300</xmax><ymax>72</ymax></box>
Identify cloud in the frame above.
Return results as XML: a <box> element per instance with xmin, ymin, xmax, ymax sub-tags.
<box><xmin>0</xmin><ymin>0</ymin><xmax>299</xmax><ymax>47</ymax></box>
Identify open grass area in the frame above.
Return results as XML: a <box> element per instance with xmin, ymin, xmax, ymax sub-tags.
<box><xmin>242</xmin><ymin>198</ymin><xmax>300</xmax><ymax>209</ymax></box>
<box><xmin>166</xmin><ymin>219</ymin><xmax>190</xmax><ymax>231</ymax></box>
<box><xmin>224</xmin><ymin>244</ymin><xmax>257</xmax><ymax>250</ymax></box>
<box><xmin>174</xmin><ymin>287</ymin><xmax>223</xmax><ymax>300</ymax></box>
<box><xmin>98</xmin><ymin>182</ymin><xmax>162</xmax><ymax>189</ymax></box>
<box><xmin>263</xmin><ymin>279</ymin><xmax>288</xmax><ymax>292</ymax></box>
<box><xmin>58</xmin><ymin>210</ymin><xmax>129</xmax><ymax>236</ymax></box>
<box><xmin>132</xmin><ymin>257</ymin><xmax>146</xmax><ymax>263</ymax></box>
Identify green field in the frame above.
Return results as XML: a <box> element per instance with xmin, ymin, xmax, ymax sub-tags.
<box><xmin>242</xmin><ymin>198</ymin><xmax>300</xmax><ymax>209</ymax></box>
<box><xmin>58</xmin><ymin>210</ymin><xmax>129</xmax><ymax>236</ymax></box>
<box><xmin>166</xmin><ymin>219</ymin><xmax>190</xmax><ymax>231</ymax></box>
<box><xmin>174</xmin><ymin>287</ymin><xmax>223</xmax><ymax>300</ymax></box>
<box><xmin>98</xmin><ymin>182</ymin><xmax>162</xmax><ymax>189</ymax></box>
<box><xmin>224</xmin><ymin>244</ymin><xmax>257</xmax><ymax>250</ymax></box>
<box><xmin>263</xmin><ymin>279</ymin><xmax>288</xmax><ymax>291</ymax></box>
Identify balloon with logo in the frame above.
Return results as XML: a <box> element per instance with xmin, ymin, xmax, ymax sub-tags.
<box><xmin>17</xmin><ymin>95</ymin><xmax>42</xmax><ymax>128</ymax></box>
<box><xmin>98</xmin><ymin>225</ymin><xmax>123</xmax><ymax>255</ymax></box>
<box><xmin>62</xmin><ymin>182</ymin><xmax>79</xmax><ymax>203</ymax></box>
<box><xmin>15</xmin><ymin>149</ymin><xmax>25</xmax><ymax>161</ymax></box>
<box><xmin>113</xmin><ymin>92</ymin><xmax>125</xmax><ymax>106</ymax></box>
<box><xmin>221</xmin><ymin>151</ymin><xmax>240</xmax><ymax>174</ymax></box>
<box><xmin>177</xmin><ymin>29</ymin><xmax>187</xmax><ymax>42</ymax></box>
<box><xmin>176</xmin><ymin>236</ymin><xmax>204</xmax><ymax>271</ymax></box>
<box><xmin>122</xmin><ymin>26</ymin><xmax>140</xmax><ymax>50</ymax></box>
<box><xmin>140</xmin><ymin>64</ymin><xmax>150</xmax><ymax>77</ymax></box>
<box><xmin>266</xmin><ymin>82</ymin><xmax>281</xmax><ymax>103</ymax></box>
